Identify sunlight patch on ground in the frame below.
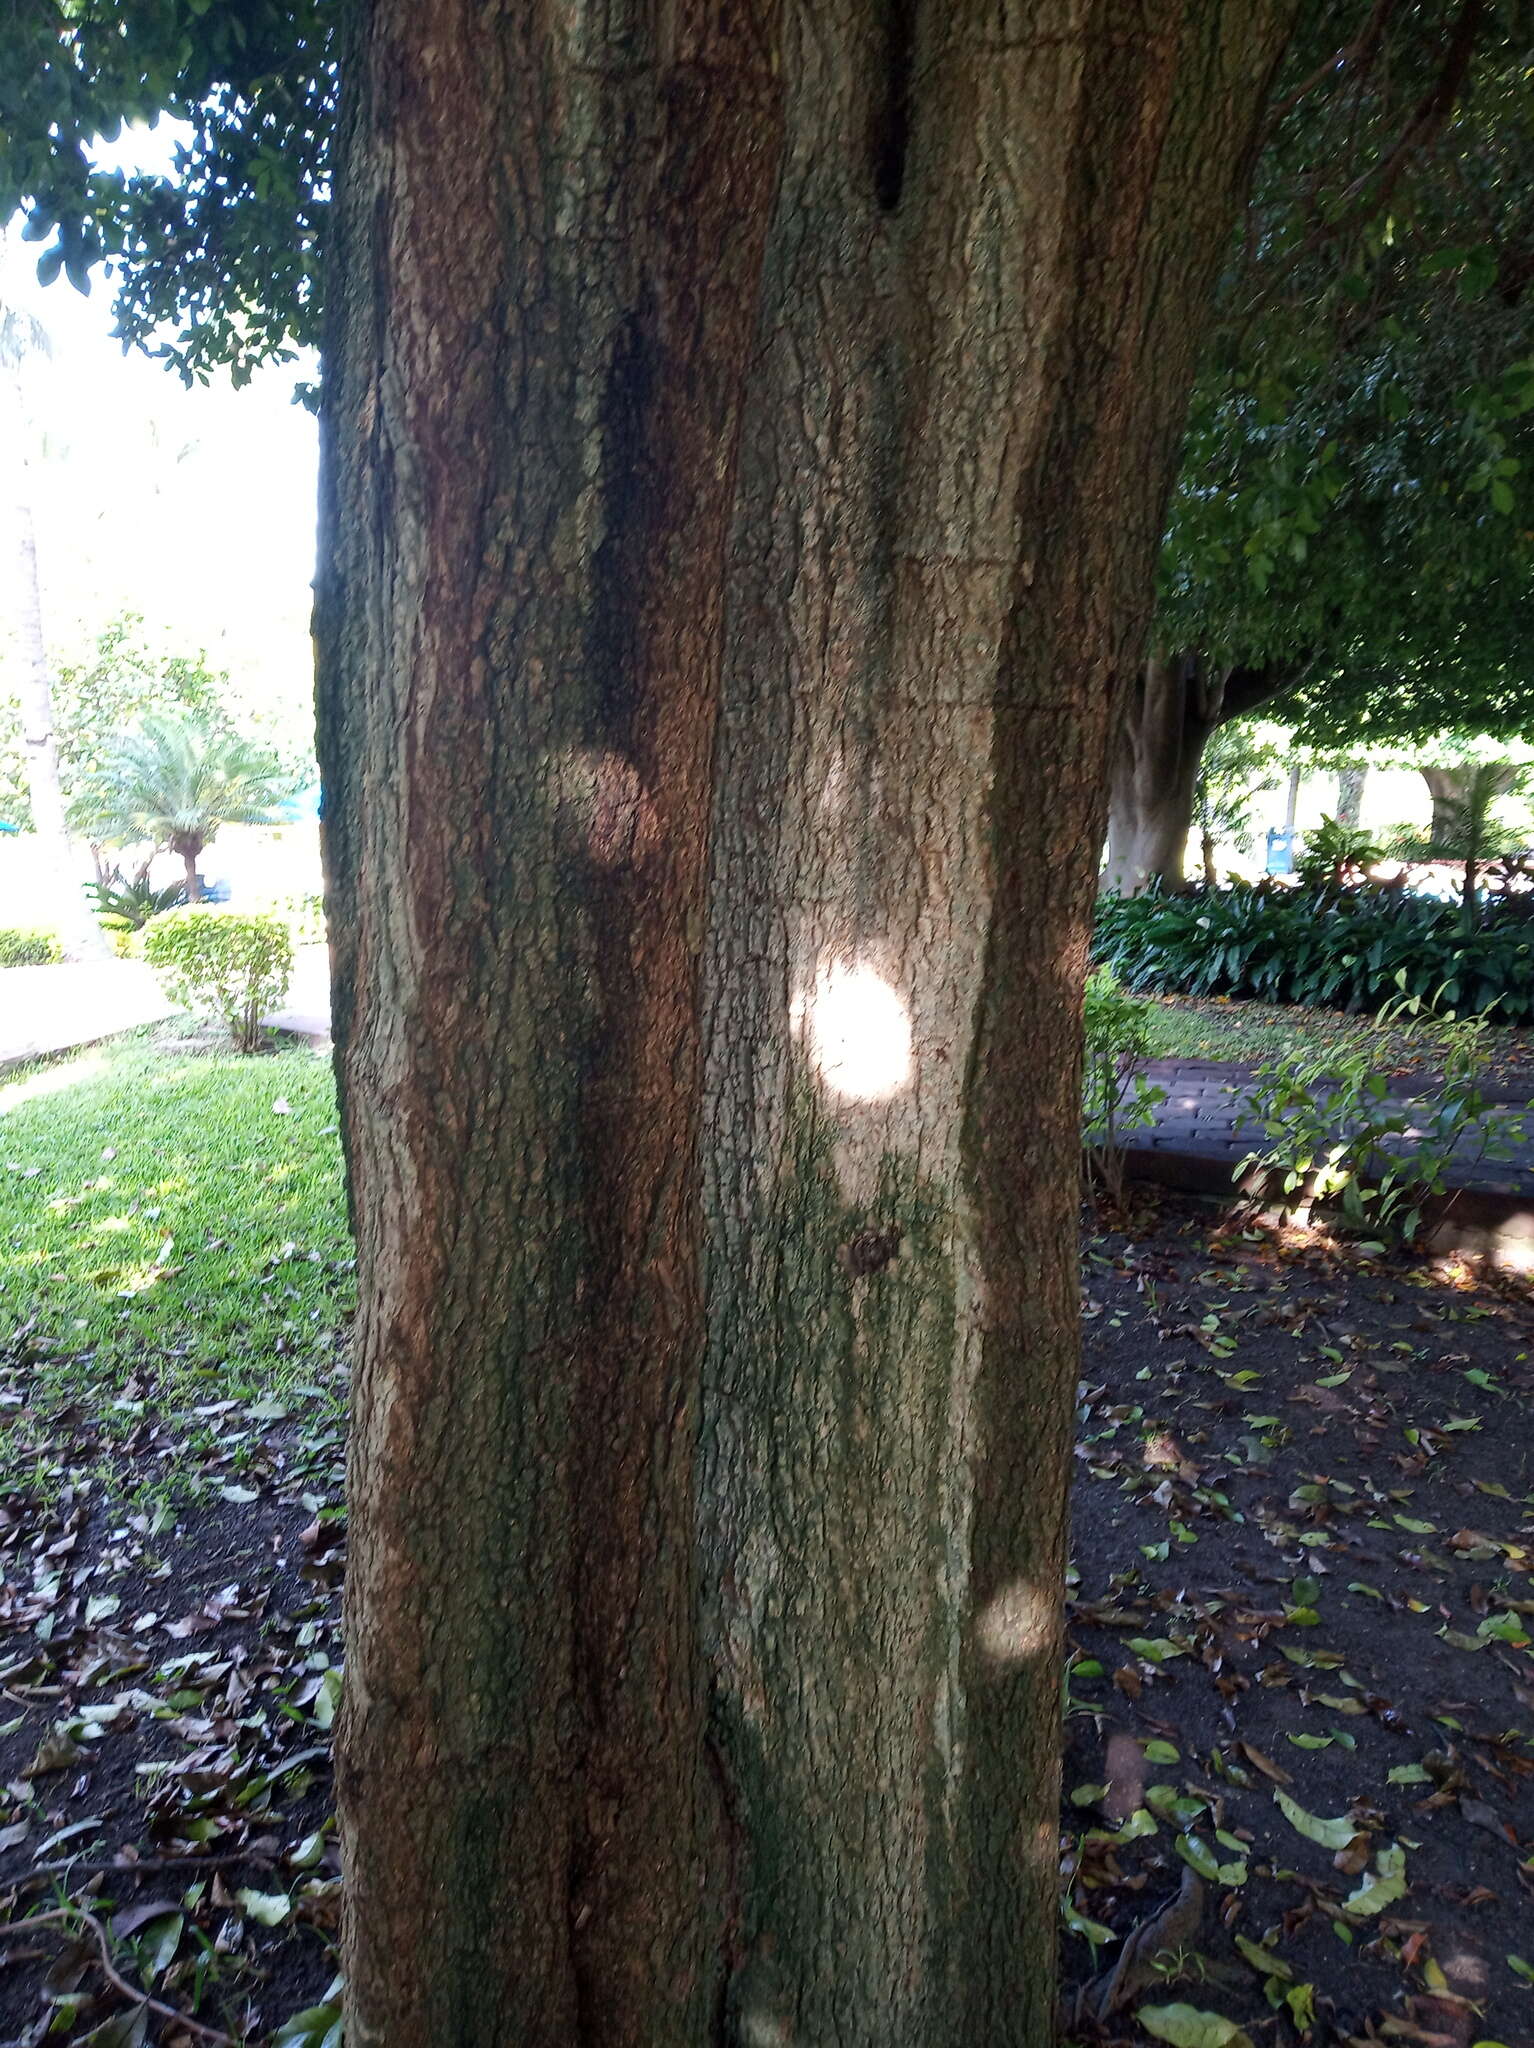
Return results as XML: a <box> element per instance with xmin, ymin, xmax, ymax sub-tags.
<box><xmin>0</xmin><ymin>1054</ymin><xmax>107</xmax><ymax>1115</ymax></box>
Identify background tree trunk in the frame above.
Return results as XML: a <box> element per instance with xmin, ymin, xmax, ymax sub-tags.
<box><xmin>1421</xmin><ymin>762</ymin><xmax>1517</xmax><ymax>847</ymax></box>
<box><xmin>1336</xmin><ymin>763</ymin><xmax>1366</xmax><ymax>825</ymax></box>
<box><xmin>1102</xmin><ymin>656</ymin><xmax>1220</xmax><ymax>892</ymax></box>
<box><xmin>11</xmin><ymin>492</ymin><xmax>103</xmax><ymax>958</ymax></box>
<box><xmin>317</xmin><ymin>4</ymin><xmax>1296</xmax><ymax>2045</ymax></box>
<box><xmin>1103</xmin><ymin>659</ymin><xmax>1290</xmax><ymax>893</ymax></box>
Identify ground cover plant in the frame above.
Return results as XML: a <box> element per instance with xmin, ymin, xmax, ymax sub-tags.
<box><xmin>1097</xmin><ymin>886</ymin><xmax>1534</xmax><ymax>1022</ymax></box>
<box><xmin>2</xmin><ymin>1040</ymin><xmax>1533</xmax><ymax>2042</ymax></box>
<box><xmin>0</xmin><ymin>931</ymin><xmax>62</xmax><ymax>967</ymax></box>
<box><xmin>1138</xmin><ymin>993</ymin><xmax>1534</xmax><ymax>1090</ymax></box>
<box><xmin>0</xmin><ymin>1029</ymin><xmax>350</xmax><ymax>1497</ymax></box>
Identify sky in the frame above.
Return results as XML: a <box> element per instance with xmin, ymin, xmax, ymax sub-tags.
<box><xmin>1</xmin><ymin>122</ymin><xmax>321</xmax><ymax>761</ymax></box>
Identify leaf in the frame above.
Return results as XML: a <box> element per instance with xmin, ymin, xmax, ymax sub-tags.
<box><xmin>1345</xmin><ymin>1843</ymin><xmax>1407</xmax><ymax>1917</ymax></box>
<box><xmin>1237</xmin><ymin>1741</ymin><xmax>1292</xmax><ymax>1785</ymax></box>
<box><xmin>79</xmin><ymin>2009</ymin><xmax>149</xmax><ymax>2048</ymax></box>
<box><xmin>1137</xmin><ymin>2003</ymin><xmax>1254</xmax><ymax>2048</ymax></box>
<box><xmin>1388</xmin><ymin>1763</ymin><xmax>1431</xmax><ymax>1785</ymax></box>
<box><xmin>1125</xmin><ymin>1636</ymin><xmax>1186</xmax><ymax>1663</ymax></box>
<box><xmin>1176</xmin><ymin>1833</ymin><xmax>1222</xmax><ymax>1881</ymax></box>
<box><xmin>1061</xmin><ymin>1900</ymin><xmax>1116</xmax><ymax>1948</ymax></box>
<box><xmin>1273</xmin><ymin>1788</ymin><xmax>1360</xmax><ymax>1851</ymax></box>
<box><xmin>1233</xmin><ymin>1933</ymin><xmax>1293</xmax><ymax>1982</ymax></box>
<box><xmin>236</xmin><ymin>1887</ymin><xmax>292</xmax><ymax>1927</ymax></box>
<box><xmin>1144</xmin><ymin>1740</ymin><xmax>1180</xmax><ymax>1764</ymax></box>
<box><xmin>310</xmin><ymin>1665</ymin><xmax>343</xmax><ymax>1729</ymax></box>
<box><xmin>272</xmin><ymin>2008</ymin><xmax>344</xmax><ymax>2048</ymax></box>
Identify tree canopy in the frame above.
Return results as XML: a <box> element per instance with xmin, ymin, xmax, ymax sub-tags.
<box><xmin>1159</xmin><ymin>3</ymin><xmax>1534</xmax><ymax>745</ymax></box>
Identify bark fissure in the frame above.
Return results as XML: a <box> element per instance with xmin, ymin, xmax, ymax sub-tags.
<box><xmin>321</xmin><ymin>3</ymin><xmax>1299</xmax><ymax>2043</ymax></box>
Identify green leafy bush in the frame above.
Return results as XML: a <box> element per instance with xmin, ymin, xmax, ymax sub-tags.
<box><xmin>1082</xmin><ymin>965</ymin><xmax>1165</xmax><ymax>1203</ymax></box>
<box><xmin>1294</xmin><ymin>815</ymin><xmax>1383</xmax><ymax>889</ymax></box>
<box><xmin>1095</xmin><ymin>882</ymin><xmax>1534</xmax><ymax>1020</ymax></box>
<box><xmin>143</xmin><ymin>907</ymin><xmax>293</xmax><ymax>1052</ymax></box>
<box><xmin>0</xmin><ymin>927</ymin><xmax>63</xmax><ymax>966</ymax></box>
<box><xmin>1238</xmin><ymin>991</ymin><xmax>1522</xmax><ymax>1241</ymax></box>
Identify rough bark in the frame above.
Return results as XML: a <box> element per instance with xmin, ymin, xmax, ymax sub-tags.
<box><xmin>173</xmin><ymin>838</ymin><xmax>203</xmax><ymax>904</ymax></box>
<box><xmin>317</xmin><ymin>4</ymin><xmax>1296</xmax><ymax>2045</ymax></box>
<box><xmin>11</xmin><ymin>493</ymin><xmax>102</xmax><ymax>957</ymax></box>
<box><xmin>1421</xmin><ymin>761</ymin><xmax>1517</xmax><ymax>846</ymax></box>
<box><xmin>1336</xmin><ymin>763</ymin><xmax>1366</xmax><ymax>825</ymax></box>
<box><xmin>1103</xmin><ymin>658</ymin><xmax>1288</xmax><ymax>893</ymax></box>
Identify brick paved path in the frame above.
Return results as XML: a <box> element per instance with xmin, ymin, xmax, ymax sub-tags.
<box><xmin>1133</xmin><ymin>1058</ymin><xmax>1534</xmax><ymax>1198</ymax></box>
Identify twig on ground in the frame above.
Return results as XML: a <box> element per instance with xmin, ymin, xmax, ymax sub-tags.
<box><xmin>23</xmin><ymin>1847</ymin><xmax>277</xmax><ymax>1883</ymax></box>
<box><xmin>0</xmin><ymin>1905</ymin><xmax>239</xmax><ymax>2045</ymax></box>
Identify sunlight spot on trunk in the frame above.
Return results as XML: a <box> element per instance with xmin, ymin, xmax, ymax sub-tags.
<box><xmin>793</xmin><ymin>960</ymin><xmax>912</xmax><ymax>1103</ymax></box>
<box><xmin>974</xmin><ymin>1579</ymin><xmax>1050</xmax><ymax>1667</ymax></box>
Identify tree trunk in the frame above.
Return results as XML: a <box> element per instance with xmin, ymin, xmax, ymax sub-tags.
<box><xmin>1102</xmin><ymin>659</ymin><xmax>1292</xmax><ymax>895</ymax></box>
<box><xmin>11</xmin><ymin>492</ymin><xmax>103</xmax><ymax>958</ymax></box>
<box><xmin>1202</xmin><ymin>829</ymin><xmax>1219</xmax><ymax>886</ymax></box>
<box><xmin>1421</xmin><ymin>762</ymin><xmax>1516</xmax><ymax>848</ymax></box>
<box><xmin>1284</xmin><ymin>758</ymin><xmax>1302</xmax><ymax>830</ymax></box>
<box><xmin>316</xmin><ymin>5</ymin><xmax>1296</xmax><ymax>2045</ymax></box>
<box><xmin>1336</xmin><ymin>763</ymin><xmax>1366</xmax><ymax>825</ymax></box>
<box><xmin>1102</xmin><ymin>655</ymin><xmax>1223</xmax><ymax>893</ymax></box>
<box><xmin>179</xmin><ymin>844</ymin><xmax>202</xmax><ymax>903</ymax></box>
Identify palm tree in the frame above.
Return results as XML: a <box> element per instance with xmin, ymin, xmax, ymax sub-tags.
<box><xmin>85</xmin><ymin>713</ymin><xmax>295</xmax><ymax>901</ymax></box>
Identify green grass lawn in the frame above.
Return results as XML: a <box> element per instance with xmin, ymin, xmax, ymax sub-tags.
<box><xmin>1139</xmin><ymin>991</ymin><xmax>1534</xmax><ymax>1080</ymax></box>
<box><xmin>0</xmin><ymin>1028</ymin><xmax>352</xmax><ymax>1490</ymax></box>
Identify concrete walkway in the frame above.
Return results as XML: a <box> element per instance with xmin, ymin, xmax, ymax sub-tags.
<box><xmin>0</xmin><ymin>944</ymin><xmax>334</xmax><ymax>1070</ymax></box>
<box><xmin>264</xmin><ymin>944</ymin><xmax>332</xmax><ymax>1044</ymax></box>
<box><xmin>0</xmin><ymin>961</ymin><xmax>178</xmax><ymax>1068</ymax></box>
<box><xmin>1131</xmin><ymin>1057</ymin><xmax>1534</xmax><ymax>1198</ymax></box>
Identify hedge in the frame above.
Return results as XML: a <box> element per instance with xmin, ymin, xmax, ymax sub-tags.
<box><xmin>143</xmin><ymin>907</ymin><xmax>294</xmax><ymax>1052</ymax></box>
<box><xmin>0</xmin><ymin>928</ymin><xmax>63</xmax><ymax>967</ymax></box>
<box><xmin>1095</xmin><ymin>883</ymin><xmax>1534</xmax><ymax>1021</ymax></box>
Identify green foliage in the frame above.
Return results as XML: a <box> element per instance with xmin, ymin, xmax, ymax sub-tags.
<box><xmin>143</xmin><ymin>907</ymin><xmax>293</xmax><ymax>1053</ymax></box>
<box><xmin>1238</xmin><ymin>990</ymin><xmax>1520</xmax><ymax>1242</ymax></box>
<box><xmin>85</xmin><ymin>874</ymin><xmax>186</xmax><ymax>934</ymax></box>
<box><xmin>1193</xmin><ymin>723</ymin><xmax>1285</xmax><ymax>853</ymax></box>
<box><xmin>81</xmin><ymin>711</ymin><xmax>295</xmax><ymax>873</ymax></box>
<box><xmin>1158</xmin><ymin>15</ymin><xmax>1534</xmax><ymax>750</ymax></box>
<box><xmin>1095</xmin><ymin>883</ymin><xmax>1534</xmax><ymax>1021</ymax></box>
<box><xmin>0</xmin><ymin>1032</ymin><xmax>349</xmax><ymax>1430</ymax></box>
<box><xmin>0</xmin><ymin>927</ymin><xmax>62</xmax><ymax>966</ymax></box>
<box><xmin>255</xmin><ymin>889</ymin><xmax>326</xmax><ymax>947</ymax></box>
<box><xmin>0</xmin><ymin>617</ymin><xmax>231</xmax><ymax>838</ymax></box>
<box><xmin>1294</xmin><ymin>816</ymin><xmax>1383</xmax><ymax>890</ymax></box>
<box><xmin>0</xmin><ymin>2</ymin><xmax>331</xmax><ymax>386</ymax></box>
<box><xmin>1082</xmin><ymin>966</ymin><xmax>1165</xmax><ymax>1203</ymax></box>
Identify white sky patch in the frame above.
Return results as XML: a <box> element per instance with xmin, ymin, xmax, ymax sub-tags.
<box><xmin>2</xmin><ymin>121</ymin><xmax>320</xmax><ymax>757</ymax></box>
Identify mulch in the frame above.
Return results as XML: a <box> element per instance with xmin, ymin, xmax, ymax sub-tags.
<box><xmin>2</xmin><ymin>1196</ymin><xmax>1533</xmax><ymax>2044</ymax></box>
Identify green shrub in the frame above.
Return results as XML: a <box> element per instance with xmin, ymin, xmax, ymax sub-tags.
<box><xmin>256</xmin><ymin>889</ymin><xmax>327</xmax><ymax>947</ymax></box>
<box><xmin>143</xmin><ymin>907</ymin><xmax>294</xmax><ymax>1052</ymax></box>
<box><xmin>1095</xmin><ymin>882</ymin><xmax>1534</xmax><ymax>1020</ymax></box>
<box><xmin>1238</xmin><ymin>991</ymin><xmax>1522</xmax><ymax>1242</ymax></box>
<box><xmin>0</xmin><ymin>927</ymin><xmax>63</xmax><ymax>966</ymax></box>
<box><xmin>1294</xmin><ymin>815</ymin><xmax>1383</xmax><ymax>889</ymax></box>
<box><xmin>1082</xmin><ymin>965</ymin><xmax>1165</xmax><ymax>1203</ymax></box>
